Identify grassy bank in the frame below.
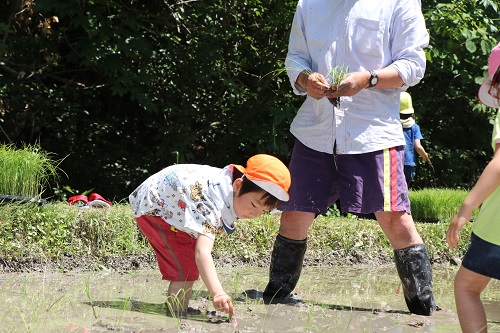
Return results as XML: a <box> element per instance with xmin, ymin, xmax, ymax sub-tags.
<box><xmin>0</xmin><ymin>202</ymin><xmax>471</xmax><ymax>271</ymax></box>
<box><xmin>0</xmin><ymin>145</ymin><xmax>474</xmax><ymax>270</ymax></box>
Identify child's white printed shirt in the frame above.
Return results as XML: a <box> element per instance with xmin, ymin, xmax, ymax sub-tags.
<box><xmin>129</xmin><ymin>164</ymin><xmax>237</xmax><ymax>240</ymax></box>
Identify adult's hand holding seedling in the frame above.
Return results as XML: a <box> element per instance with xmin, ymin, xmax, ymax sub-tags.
<box><xmin>325</xmin><ymin>71</ymin><xmax>371</xmax><ymax>99</ymax></box>
<box><xmin>297</xmin><ymin>70</ymin><xmax>331</xmax><ymax>100</ymax></box>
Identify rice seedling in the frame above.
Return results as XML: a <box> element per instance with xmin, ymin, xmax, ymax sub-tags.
<box><xmin>305</xmin><ymin>305</ymin><xmax>323</xmax><ymax>332</ymax></box>
<box><xmin>325</xmin><ymin>65</ymin><xmax>350</xmax><ymax>107</ymax></box>
<box><xmin>45</xmin><ymin>284</ymin><xmax>76</xmax><ymax>312</ymax></box>
<box><xmin>231</xmin><ymin>272</ymin><xmax>242</xmax><ymax>299</ymax></box>
<box><xmin>113</xmin><ymin>294</ymin><xmax>132</xmax><ymax>331</ymax></box>
<box><xmin>0</xmin><ymin>143</ymin><xmax>63</xmax><ymax>199</ymax></box>
<box><xmin>83</xmin><ymin>275</ymin><xmax>99</xmax><ymax>319</ymax></box>
<box><xmin>408</xmin><ymin>188</ymin><xmax>476</xmax><ymax>222</ymax></box>
<box><xmin>165</xmin><ymin>289</ymin><xmax>188</xmax><ymax>331</ymax></box>
<box><xmin>15</xmin><ymin>276</ymin><xmax>42</xmax><ymax>333</ymax></box>
<box><xmin>263</xmin><ymin>60</ymin><xmax>349</xmax><ymax>108</ymax></box>
<box><xmin>17</xmin><ymin>306</ymin><xmax>34</xmax><ymax>333</ymax></box>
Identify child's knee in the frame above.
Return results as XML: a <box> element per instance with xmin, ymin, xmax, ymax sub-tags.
<box><xmin>454</xmin><ymin>267</ymin><xmax>488</xmax><ymax>295</ymax></box>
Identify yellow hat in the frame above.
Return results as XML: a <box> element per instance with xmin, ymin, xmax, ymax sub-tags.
<box><xmin>400</xmin><ymin>92</ymin><xmax>414</xmax><ymax>115</ymax></box>
<box><xmin>234</xmin><ymin>154</ymin><xmax>291</xmax><ymax>201</ymax></box>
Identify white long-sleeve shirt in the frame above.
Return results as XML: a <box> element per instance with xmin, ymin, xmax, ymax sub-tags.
<box><xmin>285</xmin><ymin>0</ymin><xmax>429</xmax><ymax>154</ymax></box>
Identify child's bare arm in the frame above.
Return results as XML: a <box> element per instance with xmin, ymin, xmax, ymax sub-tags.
<box><xmin>414</xmin><ymin>139</ymin><xmax>430</xmax><ymax>162</ymax></box>
<box><xmin>446</xmin><ymin>143</ymin><xmax>500</xmax><ymax>248</ymax></box>
<box><xmin>195</xmin><ymin>234</ymin><xmax>235</xmax><ymax>315</ymax></box>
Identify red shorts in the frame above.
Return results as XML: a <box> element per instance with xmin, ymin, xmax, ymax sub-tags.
<box><xmin>135</xmin><ymin>215</ymin><xmax>199</xmax><ymax>281</ymax></box>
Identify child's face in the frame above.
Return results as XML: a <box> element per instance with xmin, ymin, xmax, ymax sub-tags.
<box><xmin>233</xmin><ymin>191</ymin><xmax>270</xmax><ymax>219</ymax></box>
<box><xmin>232</xmin><ymin>178</ymin><xmax>270</xmax><ymax>219</ymax></box>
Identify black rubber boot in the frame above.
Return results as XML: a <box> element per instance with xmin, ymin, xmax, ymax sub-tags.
<box><xmin>394</xmin><ymin>244</ymin><xmax>436</xmax><ymax>316</ymax></box>
<box><xmin>263</xmin><ymin>234</ymin><xmax>307</xmax><ymax>303</ymax></box>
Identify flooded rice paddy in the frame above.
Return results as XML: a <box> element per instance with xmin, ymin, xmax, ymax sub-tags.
<box><xmin>1</xmin><ymin>265</ymin><xmax>500</xmax><ymax>332</ymax></box>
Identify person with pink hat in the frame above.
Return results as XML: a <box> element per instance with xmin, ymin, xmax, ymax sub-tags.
<box><xmin>129</xmin><ymin>154</ymin><xmax>290</xmax><ymax>317</ymax></box>
<box><xmin>446</xmin><ymin>41</ymin><xmax>500</xmax><ymax>333</ymax></box>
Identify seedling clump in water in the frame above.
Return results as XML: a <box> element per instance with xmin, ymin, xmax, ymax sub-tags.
<box><xmin>326</xmin><ymin>65</ymin><xmax>349</xmax><ymax>108</ymax></box>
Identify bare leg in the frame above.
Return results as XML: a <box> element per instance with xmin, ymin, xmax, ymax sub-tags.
<box><xmin>166</xmin><ymin>280</ymin><xmax>195</xmax><ymax>317</ymax></box>
<box><xmin>454</xmin><ymin>266</ymin><xmax>490</xmax><ymax>333</ymax></box>
<box><xmin>279</xmin><ymin>211</ymin><xmax>315</xmax><ymax>240</ymax></box>
<box><xmin>375</xmin><ymin>211</ymin><xmax>422</xmax><ymax>249</ymax></box>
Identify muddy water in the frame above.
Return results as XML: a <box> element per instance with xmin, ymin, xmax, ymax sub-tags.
<box><xmin>1</xmin><ymin>265</ymin><xmax>500</xmax><ymax>332</ymax></box>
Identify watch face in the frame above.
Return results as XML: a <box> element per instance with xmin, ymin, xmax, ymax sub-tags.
<box><xmin>368</xmin><ymin>70</ymin><xmax>378</xmax><ymax>87</ymax></box>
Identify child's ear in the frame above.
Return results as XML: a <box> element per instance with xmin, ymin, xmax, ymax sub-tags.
<box><xmin>233</xmin><ymin>177</ymin><xmax>243</xmax><ymax>193</ymax></box>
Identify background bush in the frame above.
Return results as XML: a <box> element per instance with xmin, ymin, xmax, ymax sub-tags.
<box><xmin>0</xmin><ymin>0</ymin><xmax>499</xmax><ymax>201</ymax></box>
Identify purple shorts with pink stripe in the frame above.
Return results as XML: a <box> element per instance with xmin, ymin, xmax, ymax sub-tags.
<box><xmin>278</xmin><ymin>139</ymin><xmax>411</xmax><ymax>216</ymax></box>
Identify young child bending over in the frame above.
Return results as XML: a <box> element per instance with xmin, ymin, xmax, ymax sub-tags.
<box><xmin>446</xmin><ymin>42</ymin><xmax>500</xmax><ymax>333</ymax></box>
<box><xmin>129</xmin><ymin>154</ymin><xmax>291</xmax><ymax>317</ymax></box>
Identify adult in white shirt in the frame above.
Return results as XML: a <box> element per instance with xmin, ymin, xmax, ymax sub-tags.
<box><xmin>263</xmin><ymin>0</ymin><xmax>436</xmax><ymax>316</ymax></box>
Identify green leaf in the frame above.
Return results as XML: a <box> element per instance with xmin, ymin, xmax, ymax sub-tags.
<box><xmin>465</xmin><ymin>39</ymin><xmax>477</xmax><ymax>53</ymax></box>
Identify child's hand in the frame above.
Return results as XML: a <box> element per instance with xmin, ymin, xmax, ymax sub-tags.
<box><xmin>446</xmin><ymin>211</ymin><xmax>470</xmax><ymax>248</ymax></box>
<box><xmin>213</xmin><ymin>293</ymin><xmax>235</xmax><ymax>316</ymax></box>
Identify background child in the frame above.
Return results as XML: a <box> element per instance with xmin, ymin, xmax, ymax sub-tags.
<box><xmin>129</xmin><ymin>154</ymin><xmax>290</xmax><ymax>317</ymax></box>
<box><xmin>446</xmin><ymin>42</ymin><xmax>500</xmax><ymax>333</ymax></box>
<box><xmin>400</xmin><ymin>91</ymin><xmax>432</xmax><ymax>187</ymax></box>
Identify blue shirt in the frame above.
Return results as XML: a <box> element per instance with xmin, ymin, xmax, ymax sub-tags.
<box><xmin>403</xmin><ymin>124</ymin><xmax>423</xmax><ymax>167</ymax></box>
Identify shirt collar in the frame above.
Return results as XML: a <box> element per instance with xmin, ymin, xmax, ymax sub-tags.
<box><xmin>208</xmin><ymin>166</ymin><xmax>237</xmax><ymax>234</ymax></box>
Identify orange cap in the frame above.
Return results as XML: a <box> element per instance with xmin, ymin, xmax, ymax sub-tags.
<box><xmin>234</xmin><ymin>154</ymin><xmax>291</xmax><ymax>201</ymax></box>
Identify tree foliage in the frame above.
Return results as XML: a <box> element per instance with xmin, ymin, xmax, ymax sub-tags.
<box><xmin>0</xmin><ymin>0</ymin><xmax>499</xmax><ymax>200</ymax></box>
<box><xmin>413</xmin><ymin>0</ymin><xmax>499</xmax><ymax>189</ymax></box>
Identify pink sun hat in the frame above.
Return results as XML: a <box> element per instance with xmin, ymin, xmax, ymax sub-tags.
<box><xmin>478</xmin><ymin>42</ymin><xmax>500</xmax><ymax>108</ymax></box>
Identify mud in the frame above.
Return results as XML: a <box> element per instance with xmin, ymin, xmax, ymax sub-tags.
<box><xmin>2</xmin><ymin>266</ymin><xmax>500</xmax><ymax>332</ymax></box>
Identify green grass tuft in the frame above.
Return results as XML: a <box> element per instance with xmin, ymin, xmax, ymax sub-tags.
<box><xmin>408</xmin><ymin>188</ymin><xmax>477</xmax><ymax>222</ymax></box>
<box><xmin>0</xmin><ymin>144</ymin><xmax>62</xmax><ymax>198</ymax></box>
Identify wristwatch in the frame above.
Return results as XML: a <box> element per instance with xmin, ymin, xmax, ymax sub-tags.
<box><xmin>368</xmin><ymin>70</ymin><xmax>379</xmax><ymax>88</ymax></box>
